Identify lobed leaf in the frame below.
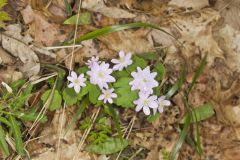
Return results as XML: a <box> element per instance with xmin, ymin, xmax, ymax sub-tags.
<box><xmin>41</xmin><ymin>90</ymin><xmax>62</xmax><ymax>111</ymax></box>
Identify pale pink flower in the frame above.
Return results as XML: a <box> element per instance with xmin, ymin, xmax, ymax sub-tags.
<box><xmin>85</xmin><ymin>56</ymin><xmax>100</xmax><ymax>68</ymax></box>
<box><xmin>87</xmin><ymin>62</ymin><xmax>115</xmax><ymax>89</ymax></box>
<box><xmin>98</xmin><ymin>88</ymin><xmax>117</xmax><ymax>104</ymax></box>
<box><xmin>129</xmin><ymin>66</ymin><xmax>158</xmax><ymax>94</ymax></box>
<box><xmin>153</xmin><ymin>96</ymin><xmax>171</xmax><ymax>114</ymax></box>
<box><xmin>134</xmin><ymin>93</ymin><xmax>158</xmax><ymax>115</ymax></box>
<box><xmin>67</xmin><ymin>71</ymin><xmax>86</xmax><ymax>93</ymax></box>
<box><xmin>111</xmin><ymin>51</ymin><xmax>132</xmax><ymax>71</ymax></box>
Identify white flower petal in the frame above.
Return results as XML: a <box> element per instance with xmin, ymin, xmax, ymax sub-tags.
<box><xmin>71</xmin><ymin>71</ymin><xmax>77</xmax><ymax>79</ymax></box>
<box><xmin>149</xmin><ymin>101</ymin><xmax>158</xmax><ymax>109</ymax></box>
<box><xmin>67</xmin><ymin>76</ymin><xmax>74</xmax><ymax>82</ymax></box>
<box><xmin>119</xmin><ymin>51</ymin><xmax>125</xmax><ymax>57</ymax></box>
<box><xmin>74</xmin><ymin>85</ymin><xmax>80</xmax><ymax>93</ymax></box>
<box><xmin>158</xmin><ymin>106</ymin><xmax>164</xmax><ymax>113</ymax></box>
<box><xmin>111</xmin><ymin>59</ymin><xmax>119</xmax><ymax>64</ymax></box>
<box><xmin>108</xmin><ymin>98</ymin><xmax>113</xmax><ymax>104</ymax></box>
<box><xmin>98</xmin><ymin>94</ymin><xmax>105</xmax><ymax>100</ymax></box>
<box><xmin>68</xmin><ymin>83</ymin><xmax>74</xmax><ymax>88</ymax></box>
<box><xmin>111</xmin><ymin>93</ymin><xmax>117</xmax><ymax>98</ymax></box>
<box><xmin>158</xmin><ymin>96</ymin><xmax>166</xmax><ymax>101</ymax></box>
<box><xmin>135</xmin><ymin>105</ymin><xmax>143</xmax><ymax>112</ymax></box>
<box><xmin>163</xmin><ymin>100</ymin><xmax>171</xmax><ymax>106</ymax></box>
<box><xmin>143</xmin><ymin>106</ymin><xmax>150</xmax><ymax>115</ymax></box>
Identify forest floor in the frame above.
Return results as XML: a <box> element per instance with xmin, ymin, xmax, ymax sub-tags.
<box><xmin>0</xmin><ymin>0</ymin><xmax>240</xmax><ymax>160</ymax></box>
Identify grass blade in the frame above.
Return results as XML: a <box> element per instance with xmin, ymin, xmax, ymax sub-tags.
<box><xmin>187</xmin><ymin>53</ymin><xmax>207</xmax><ymax>96</ymax></box>
<box><xmin>9</xmin><ymin>115</ymin><xmax>24</xmax><ymax>155</ymax></box>
<box><xmin>170</xmin><ymin>114</ymin><xmax>191</xmax><ymax>160</ymax></box>
<box><xmin>66</xmin><ymin>22</ymin><xmax>174</xmax><ymax>45</ymax></box>
<box><xmin>64</xmin><ymin>98</ymin><xmax>89</xmax><ymax>135</ymax></box>
<box><xmin>107</xmin><ymin>105</ymin><xmax>123</xmax><ymax>141</ymax></box>
<box><xmin>166</xmin><ymin>65</ymin><xmax>186</xmax><ymax>99</ymax></box>
<box><xmin>0</xmin><ymin>124</ymin><xmax>10</xmax><ymax>157</ymax></box>
<box><xmin>64</xmin><ymin>0</ymin><xmax>72</xmax><ymax>16</ymax></box>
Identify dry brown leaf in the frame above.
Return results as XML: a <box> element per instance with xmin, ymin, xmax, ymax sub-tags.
<box><xmin>170</xmin><ymin>9</ymin><xmax>223</xmax><ymax>64</ymax></box>
<box><xmin>215</xmin><ymin>0</ymin><xmax>240</xmax><ymax>30</ymax></box>
<box><xmin>21</xmin><ymin>5</ymin><xmax>69</xmax><ymax>46</ymax></box>
<box><xmin>0</xmin><ymin>47</ymin><xmax>15</xmax><ymax>64</ymax></box>
<box><xmin>168</xmin><ymin>0</ymin><xmax>209</xmax><ymax>10</ymax></box>
<box><xmin>222</xmin><ymin>146</ymin><xmax>240</xmax><ymax>160</ymax></box>
<box><xmin>82</xmin><ymin>0</ymin><xmax>136</xmax><ymax>18</ymax></box>
<box><xmin>0</xmin><ymin>25</ymin><xmax>40</xmax><ymax>77</ymax></box>
<box><xmin>99</xmin><ymin>29</ymin><xmax>153</xmax><ymax>54</ymax></box>
<box><xmin>216</xmin><ymin>24</ymin><xmax>240</xmax><ymax>71</ymax></box>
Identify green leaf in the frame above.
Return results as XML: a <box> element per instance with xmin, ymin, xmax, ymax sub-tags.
<box><xmin>0</xmin><ymin>0</ymin><xmax>7</xmax><ymax>9</ymax></box>
<box><xmin>67</xmin><ymin>22</ymin><xmax>173</xmax><ymax>45</ymax></box>
<box><xmin>41</xmin><ymin>90</ymin><xmax>62</xmax><ymax>111</ymax></box>
<box><xmin>114</xmin><ymin>77</ymin><xmax>138</xmax><ymax>108</ymax></box>
<box><xmin>64</xmin><ymin>0</ymin><xmax>72</xmax><ymax>16</ymax></box>
<box><xmin>76</xmin><ymin>66</ymin><xmax>89</xmax><ymax>75</ymax></box>
<box><xmin>166</xmin><ymin>65</ymin><xmax>186</xmax><ymax>99</ymax></box>
<box><xmin>154</xmin><ymin>63</ymin><xmax>166</xmax><ymax>81</ymax></box>
<box><xmin>170</xmin><ymin>114</ymin><xmax>191</xmax><ymax>160</ymax></box>
<box><xmin>63</xmin><ymin>87</ymin><xmax>78</xmax><ymax>106</ymax></box>
<box><xmin>64</xmin><ymin>12</ymin><xmax>91</xmax><ymax>25</ymax></box>
<box><xmin>187</xmin><ymin>53</ymin><xmax>207</xmax><ymax>96</ymax></box>
<box><xmin>9</xmin><ymin>116</ymin><xmax>24</xmax><ymax>155</ymax></box>
<box><xmin>0</xmin><ymin>124</ymin><xmax>10</xmax><ymax>157</ymax></box>
<box><xmin>64</xmin><ymin>98</ymin><xmax>89</xmax><ymax>135</ymax></box>
<box><xmin>0</xmin><ymin>11</ymin><xmax>11</xmax><ymax>21</ymax></box>
<box><xmin>10</xmin><ymin>94</ymin><xmax>32</xmax><ymax>110</ymax></box>
<box><xmin>107</xmin><ymin>105</ymin><xmax>122</xmax><ymax>140</ymax></box>
<box><xmin>147</xmin><ymin>113</ymin><xmax>160</xmax><ymax>123</ymax></box>
<box><xmin>181</xmin><ymin>104</ymin><xmax>215</xmax><ymax>123</ymax></box>
<box><xmin>112</xmin><ymin>70</ymin><xmax>130</xmax><ymax>79</ymax></box>
<box><xmin>127</xmin><ymin>55</ymin><xmax>147</xmax><ymax>72</ymax></box>
<box><xmin>85</xmin><ymin>137</ymin><xmax>128</xmax><ymax>155</ymax></box>
<box><xmin>15</xmin><ymin>111</ymin><xmax>47</xmax><ymax>123</ymax></box>
<box><xmin>10</xmin><ymin>79</ymin><xmax>26</xmax><ymax>94</ymax></box>
<box><xmin>22</xmin><ymin>84</ymin><xmax>33</xmax><ymax>96</ymax></box>
<box><xmin>153</xmin><ymin>85</ymin><xmax>161</xmax><ymax>96</ymax></box>
<box><xmin>87</xmin><ymin>83</ymin><xmax>101</xmax><ymax>104</ymax></box>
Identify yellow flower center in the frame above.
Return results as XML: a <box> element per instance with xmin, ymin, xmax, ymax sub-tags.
<box><xmin>74</xmin><ymin>79</ymin><xmax>79</xmax><ymax>84</ymax></box>
<box><xmin>143</xmin><ymin>78</ymin><xmax>148</xmax><ymax>83</ymax></box>
<box><xmin>119</xmin><ymin>58</ymin><xmax>125</xmax><ymax>63</ymax></box>
<box><xmin>143</xmin><ymin>99</ymin><xmax>149</xmax><ymax>106</ymax></box>
<box><xmin>105</xmin><ymin>93</ymin><xmax>111</xmax><ymax>98</ymax></box>
<box><xmin>98</xmin><ymin>72</ymin><xmax>104</xmax><ymax>78</ymax></box>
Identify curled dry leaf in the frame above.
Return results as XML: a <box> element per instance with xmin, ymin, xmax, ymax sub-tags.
<box><xmin>0</xmin><ymin>25</ymin><xmax>40</xmax><ymax>77</ymax></box>
<box><xmin>82</xmin><ymin>0</ymin><xmax>136</xmax><ymax>18</ymax></box>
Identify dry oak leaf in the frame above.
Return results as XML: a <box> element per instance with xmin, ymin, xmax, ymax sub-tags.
<box><xmin>170</xmin><ymin>8</ymin><xmax>223</xmax><ymax>65</ymax></box>
<box><xmin>99</xmin><ymin>29</ymin><xmax>153</xmax><ymax>54</ymax></box>
<box><xmin>82</xmin><ymin>0</ymin><xmax>136</xmax><ymax>18</ymax></box>
<box><xmin>0</xmin><ymin>25</ymin><xmax>40</xmax><ymax>77</ymax></box>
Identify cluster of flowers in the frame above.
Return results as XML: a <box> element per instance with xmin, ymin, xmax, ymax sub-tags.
<box><xmin>67</xmin><ymin>51</ymin><xmax>171</xmax><ymax>115</ymax></box>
